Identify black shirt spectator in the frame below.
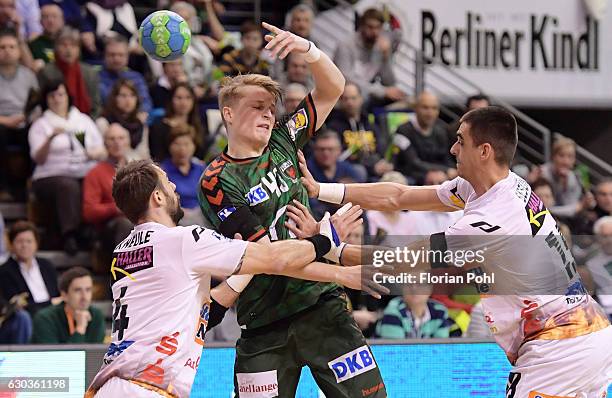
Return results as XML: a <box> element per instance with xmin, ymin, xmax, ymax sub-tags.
<box><xmin>327</xmin><ymin>82</ymin><xmax>392</xmax><ymax>180</ymax></box>
<box><xmin>393</xmin><ymin>92</ymin><xmax>455</xmax><ymax>183</ymax></box>
<box><xmin>0</xmin><ymin>221</ymin><xmax>60</xmax><ymax>316</ymax></box>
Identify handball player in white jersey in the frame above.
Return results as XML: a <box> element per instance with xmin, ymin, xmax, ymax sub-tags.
<box><xmin>300</xmin><ymin>106</ymin><xmax>612</xmax><ymax>398</ymax></box>
<box><xmin>85</xmin><ymin>159</ymin><xmax>386</xmax><ymax>397</ymax></box>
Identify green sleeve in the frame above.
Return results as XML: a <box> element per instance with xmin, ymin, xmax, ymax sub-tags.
<box><xmin>274</xmin><ymin>93</ymin><xmax>318</xmax><ymax>151</ymax></box>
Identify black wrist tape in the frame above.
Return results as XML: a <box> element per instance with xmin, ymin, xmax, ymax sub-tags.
<box><xmin>305</xmin><ymin>234</ymin><xmax>331</xmax><ymax>261</ymax></box>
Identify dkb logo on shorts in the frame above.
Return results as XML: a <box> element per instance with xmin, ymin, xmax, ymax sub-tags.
<box><xmin>328</xmin><ymin>345</ymin><xmax>376</xmax><ymax>383</ymax></box>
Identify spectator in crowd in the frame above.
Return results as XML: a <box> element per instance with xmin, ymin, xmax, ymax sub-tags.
<box><xmin>160</xmin><ymin>0</ymin><xmax>225</xmax><ymax>41</ymax></box>
<box><xmin>0</xmin><ymin>221</ymin><xmax>60</xmax><ymax>316</ymax></box>
<box><xmin>282</xmin><ymin>82</ymin><xmax>308</xmax><ymax>114</ymax></box>
<box><xmin>17</xmin><ymin>0</ymin><xmax>42</xmax><ymax>39</ymax></box>
<box><xmin>39</xmin><ymin>27</ymin><xmax>101</xmax><ymax>117</ymax></box>
<box><xmin>99</xmin><ymin>35</ymin><xmax>152</xmax><ymax>114</ymax></box>
<box><xmin>0</xmin><ymin>28</ymin><xmax>38</xmax><ymax>199</ymax></box>
<box><xmin>149</xmin><ymin>82</ymin><xmax>207</xmax><ymax>162</ymax></box>
<box><xmin>83</xmin><ymin>0</ymin><xmax>140</xmax><ymax>58</ymax></box>
<box><xmin>570</xmin><ymin>179</ymin><xmax>612</xmax><ymax>237</ymax></box>
<box><xmin>447</xmin><ymin>94</ymin><xmax>490</xmax><ymax>147</ymax></box>
<box><xmin>585</xmin><ymin>216</ymin><xmax>612</xmax><ymax>319</ymax></box>
<box><xmin>0</xmin><ymin>291</ymin><xmax>32</xmax><ymax>343</ymax></box>
<box><xmin>150</xmin><ymin>59</ymin><xmax>188</xmax><ymax>109</ymax></box>
<box><xmin>327</xmin><ymin>81</ymin><xmax>392</xmax><ymax>180</ymax></box>
<box><xmin>170</xmin><ymin>1</ymin><xmax>214</xmax><ymax>97</ymax></box>
<box><xmin>38</xmin><ymin>0</ymin><xmax>95</xmax><ymax>53</ymax></box>
<box><xmin>0</xmin><ymin>0</ymin><xmax>35</xmax><ymax>69</ymax></box>
<box><xmin>277</xmin><ymin>52</ymin><xmax>313</xmax><ymax>91</ymax></box>
<box><xmin>307</xmin><ymin>130</ymin><xmax>366</xmax><ymax>218</ymax></box>
<box><xmin>31</xmin><ymin>266</ymin><xmax>105</xmax><ymax>343</ymax></box>
<box><xmin>593</xmin><ymin>179</ymin><xmax>612</xmax><ymax>219</ymax></box>
<box><xmin>366</xmin><ymin>171</ymin><xmax>413</xmax><ymax>245</ymax></box>
<box><xmin>82</xmin><ymin>123</ymin><xmax>134</xmax><ymax>252</ymax></box>
<box><xmin>7</xmin><ymin>0</ymin><xmax>41</xmax><ymax>40</ymax></box>
<box><xmin>286</xmin><ymin>3</ymin><xmax>315</xmax><ymax>43</ymax></box>
<box><xmin>333</xmin><ymin>8</ymin><xmax>405</xmax><ymax>105</ymax></box>
<box><xmin>160</xmin><ymin>124</ymin><xmax>206</xmax><ymax>226</ymax></box>
<box><xmin>375</xmin><ymin>283</ymin><xmax>454</xmax><ymax>339</ymax></box>
<box><xmin>217</xmin><ymin>20</ymin><xmax>269</xmax><ymax>77</ymax></box>
<box><xmin>534</xmin><ymin>137</ymin><xmax>591</xmax><ymax>220</ymax></box>
<box><xmin>393</xmin><ymin>91</ymin><xmax>456</xmax><ymax>184</ymax></box>
<box><xmin>96</xmin><ymin>79</ymin><xmax>149</xmax><ymax>160</ymax></box>
<box><xmin>28</xmin><ymin>80</ymin><xmax>105</xmax><ymax>254</ymax></box>
<box><xmin>28</xmin><ymin>3</ymin><xmax>63</xmax><ymax>69</ymax></box>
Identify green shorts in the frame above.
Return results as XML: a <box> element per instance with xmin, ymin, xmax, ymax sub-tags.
<box><xmin>233</xmin><ymin>289</ymin><xmax>387</xmax><ymax>397</ymax></box>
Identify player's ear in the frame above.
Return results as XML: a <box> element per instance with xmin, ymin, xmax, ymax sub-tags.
<box><xmin>222</xmin><ymin>106</ymin><xmax>233</xmax><ymax>126</ymax></box>
<box><xmin>481</xmin><ymin>142</ymin><xmax>493</xmax><ymax>161</ymax></box>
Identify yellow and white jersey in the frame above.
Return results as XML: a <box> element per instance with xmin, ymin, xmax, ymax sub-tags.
<box><xmin>88</xmin><ymin>222</ymin><xmax>248</xmax><ymax>397</ymax></box>
<box><xmin>436</xmin><ymin>173</ymin><xmax>610</xmax><ymax>364</ymax></box>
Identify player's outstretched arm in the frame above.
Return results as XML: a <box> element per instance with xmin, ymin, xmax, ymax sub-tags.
<box><xmin>297</xmin><ymin>151</ymin><xmax>455</xmax><ymax>212</ymax></box>
<box><xmin>262</xmin><ymin>22</ymin><xmax>344</xmax><ymax>130</ymax></box>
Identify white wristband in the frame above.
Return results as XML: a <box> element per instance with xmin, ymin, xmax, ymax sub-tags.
<box><xmin>304</xmin><ymin>41</ymin><xmax>321</xmax><ymax>63</ymax></box>
<box><xmin>226</xmin><ymin>274</ymin><xmax>253</xmax><ymax>293</ymax></box>
<box><xmin>318</xmin><ymin>183</ymin><xmax>345</xmax><ymax>204</ymax></box>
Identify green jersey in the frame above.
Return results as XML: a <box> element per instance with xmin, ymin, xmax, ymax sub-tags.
<box><xmin>198</xmin><ymin>94</ymin><xmax>338</xmax><ymax>329</ymax></box>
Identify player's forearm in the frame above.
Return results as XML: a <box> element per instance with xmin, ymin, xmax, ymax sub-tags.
<box><xmin>281</xmin><ymin>261</ymin><xmax>344</xmax><ymax>284</ymax></box>
<box><xmin>341</xmin><ymin>183</ymin><xmax>452</xmax><ymax>212</ymax></box>
<box><xmin>343</xmin><ymin>182</ymin><xmax>410</xmax><ymax>211</ymax></box>
<box><xmin>339</xmin><ymin>244</ymin><xmax>376</xmax><ymax>266</ymax></box>
<box><xmin>309</xmin><ymin>51</ymin><xmax>345</xmax><ymax>106</ymax></box>
<box><xmin>211</xmin><ymin>281</ymin><xmax>240</xmax><ymax>308</ymax></box>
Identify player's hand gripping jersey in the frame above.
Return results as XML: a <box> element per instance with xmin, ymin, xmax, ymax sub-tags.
<box><xmin>88</xmin><ymin>222</ymin><xmax>248</xmax><ymax>397</ymax></box>
<box><xmin>436</xmin><ymin>172</ymin><xmax>610</xmax><ymax>364</ymax></box>
<box><xmin>198</xmin><ymin>95</ymin><xmax>338</xmax><ymax>329</ymax></box>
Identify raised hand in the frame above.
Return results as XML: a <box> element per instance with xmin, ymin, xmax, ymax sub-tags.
<box><xmin>262</xmin><ymin>22</ymin><xmax>310</xmax><ymax>60</ymax></box>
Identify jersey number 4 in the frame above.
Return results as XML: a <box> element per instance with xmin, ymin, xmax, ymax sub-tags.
<box><xmin>112</xmin><ymin>286</ymin><xmax>130</xmax><ymax>340</ymax></box>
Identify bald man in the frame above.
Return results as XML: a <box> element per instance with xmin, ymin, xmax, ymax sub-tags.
<box><xmin>393</xmin><ymin>91</ymin><xmax>456</xmax><ymax>183</ymax></box>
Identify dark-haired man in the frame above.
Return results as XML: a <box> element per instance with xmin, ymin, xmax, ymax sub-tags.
<box><xmin>31</xmin><ymin>266</ymin><xmax>104</xmax><ymax>343</ymax></box>
<box><xmin>333</xmin><ymin>8</ymin><xmax>405</xmax><ymax>104</ymax></box>
<box><xmin>301</xmin><ymin>106</ymin><xmax>612</xmax><ymax>397</ymax></box>
<box><xmin>86</xmin><ymin>159</ymin><xmax>383</xmax><ymax>397</ymax></box>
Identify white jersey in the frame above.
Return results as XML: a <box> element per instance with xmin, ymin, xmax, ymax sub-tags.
<box><xmin>437</xmin><ymin>173</ymin><xmax>610</xmax><ymax>363</ymax></box>
<box><xmin>88</xmin><ymin>222</ymin><xmax>248</xmax><ymax>397</ymax></box>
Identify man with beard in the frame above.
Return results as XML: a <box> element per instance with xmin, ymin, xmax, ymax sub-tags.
<box><xmin>86</xmin><ymin>159</ymin><xmax>384</xmax><ymax>397</ymax></box>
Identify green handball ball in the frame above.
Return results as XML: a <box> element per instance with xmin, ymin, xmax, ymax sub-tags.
<box><xmin>139</xmin><ymin>10</ymin><xmax>191</xmax><ymax>62</ymax></box>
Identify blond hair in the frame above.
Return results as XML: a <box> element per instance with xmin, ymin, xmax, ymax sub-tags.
<box><xmin>552</xmin><ymin>136</ymin><xmax>576</xmax><ymax>156</ymax></box>
<box><xmin>218</xmin><ymin>74</ymin><xmax>282</xmax><ymax>124</ymax></box>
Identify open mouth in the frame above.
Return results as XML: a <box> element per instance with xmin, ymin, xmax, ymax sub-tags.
<box><xmin>256</xmin><ymin>123</ymin><xmax>270</xmax><ymax>131</ymax></box>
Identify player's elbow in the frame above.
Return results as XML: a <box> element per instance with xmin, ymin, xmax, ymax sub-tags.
<box><xmin>330</xmin><ymin>73</ymin><xmax>345</xmax><ymax>100</ymax></box>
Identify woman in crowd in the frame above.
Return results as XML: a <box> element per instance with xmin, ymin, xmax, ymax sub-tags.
<box><xmin>38</xmin><ymin>27</ymin><xmax>101</xmax><ymax>118</ymax></box>
<box><xmin>149</xmin><ymin>82</ymin><xmax>208</xmax><ymax>161</ymax></box>
<box><xmin>0</xmin><ymin>221</ymin><xmax>60</xmax><ymax>316</ymax></box>
<box><xmin>532</xmin><ymin>137</ymin><xmax>593</xmax><ymax>220</ymax></box>
<box><xmin>160</xmin><ymin>124</ymin><xmax>207</xmax><ymax>226</ymax></box>
<box><xmin>28</xmin><ymin>80</ymin><xmax>105</xmax><ymax>254</ymax></box>
<box><xmin>96</xmin><ymin>79</ymin><xmax>149</xmax><ymax>160</ymax></box>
